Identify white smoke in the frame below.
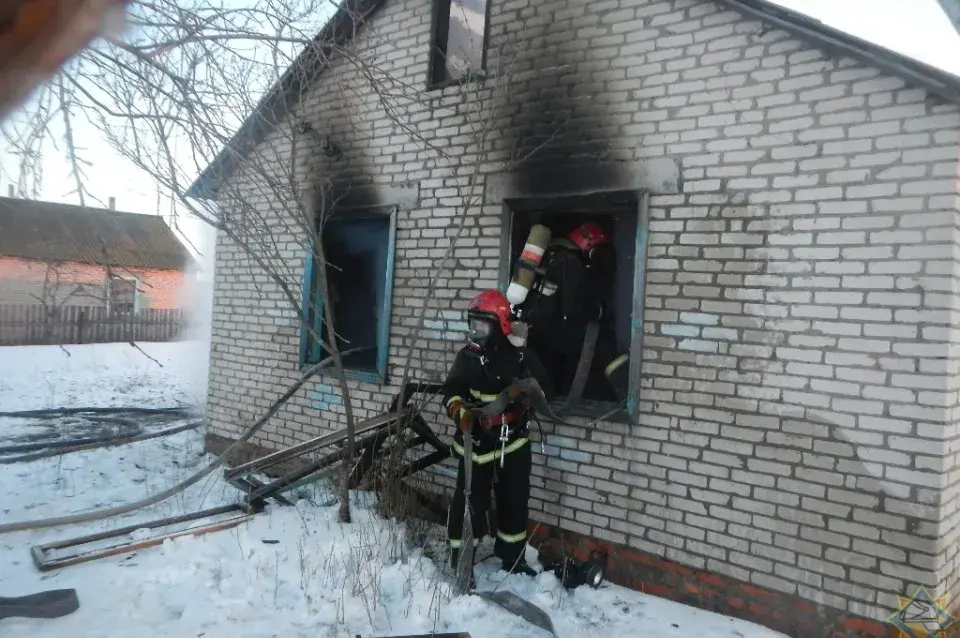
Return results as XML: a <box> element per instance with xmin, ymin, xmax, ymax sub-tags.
<box><xmin>174</xmin><ymin>220</ymin><xmax>216</xmax><ymax>410</ymax></box>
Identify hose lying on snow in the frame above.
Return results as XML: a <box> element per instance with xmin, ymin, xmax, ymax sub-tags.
<box><xmin>0</xmin><ymin>406</ymin><xmax>191</xmax><ymax>419</ymax></box>
<box><xmin>0</xmin><ymin>408</ymin><xmax>192</xmax><ymax>454</ymax></box>
<box><xmin>0</xmin><ymin>347</ymin><xmax>365</xmax><ymax>535</ymax></box>
<box><xmin>0</xmin><ymin>420</ymin><xmax>202</xmax><ymax>464</ymax></box>
<box><xmin>0</xmin><ymin>419</ymin><xmax>143</xmax><ymax>455</ymax></box>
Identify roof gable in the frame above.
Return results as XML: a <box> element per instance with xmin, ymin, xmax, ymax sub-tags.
<box><xmin>185</xmin><ymin>0</ymin><xmax>387</xmax><ymax>200</ymax></box>
<box><xmin>187</xmin><ymin>0</ymin><xmax>960</xmax><ymax>200</ymax></box>
<box><xmin>0</xmin><ymin>196</ymin><xmax>195</xmax><ymax>271</ymax></box>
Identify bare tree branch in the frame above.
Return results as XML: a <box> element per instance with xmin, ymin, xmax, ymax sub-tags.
<box><xmin>5</xmin><ymin>0</ymin><xmax>557</xmax><ymax>528</ymax></box>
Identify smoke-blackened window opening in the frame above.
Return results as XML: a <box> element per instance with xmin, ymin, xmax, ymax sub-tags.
<box><xmin>301</xmin><ymin>207</ymin><xmax>396</xmax><ymax>384</ymax></box>
<box><xmin>506</xmin><ymin>198</ymin><xmax>638</xmax><ymax>413</ymax></box>
<box><xmin>428</xmin><ymin>0</ymin><xmax>490</xmax><ymax>88</ymax></box>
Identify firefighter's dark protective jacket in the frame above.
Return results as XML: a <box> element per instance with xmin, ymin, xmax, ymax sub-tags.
<box><xmin>522</xmin><ymin>240</ymin><xmax>615</xmax><ymax>355</ymax></box>
<box><xmin>440</xmin><ymin>344</ymin><xmax>555</xmax><ymax>463</ymax></box>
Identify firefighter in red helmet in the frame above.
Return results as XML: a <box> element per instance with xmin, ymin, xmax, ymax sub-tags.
<box><xmin>517</xmin><ymin>221</ymin><xmax>630</xmax><ymax>404</ymax></box>
<box><xmin>441</xmin><ymin>289</ymin><xmax>554</xmax><ymax>582</ymax></box>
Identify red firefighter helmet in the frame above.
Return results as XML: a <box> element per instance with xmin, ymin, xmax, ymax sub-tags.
<box><xmin>566</xmin><ymin>222</ymin><xmax>609</xmax><ymax>252</ymax></box>
<box><xmin>466</xmin><ymin>290</ymin><xmax>513</xmax><ymax>351</ymax></box>
<box><xmin>467</xmin><ymin>290</ymin><xmax>513</xmax><ymax>336</ymax></box>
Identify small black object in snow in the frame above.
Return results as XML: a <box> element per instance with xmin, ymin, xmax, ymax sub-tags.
<box><xmin>0</xmin><ymin>588</ymin><xmax>80</xmax><ymax>620</ymax></box>
<box><xmin>543</xmin><ymin>555</ymin><xmax>605</xmax><ymax>590</ymax></box>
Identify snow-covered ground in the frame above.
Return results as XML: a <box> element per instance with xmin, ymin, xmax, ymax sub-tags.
<box><xmin>0</xmin><ymin>341</ymin><xmax>208</xmax><ymax>412</ymax></box>
<box><xmin>0</xmin><ymin>343</ymin><xmax>787</xmax><ymax>638</ymax></box>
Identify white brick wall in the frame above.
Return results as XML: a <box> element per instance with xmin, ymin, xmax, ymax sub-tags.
<box><xmin>205</xmin><ymin>0</ymin><xmax>960</xmax><ymax>622</ymax></box>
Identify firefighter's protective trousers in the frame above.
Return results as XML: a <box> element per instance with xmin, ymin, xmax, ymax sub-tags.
<box><xmin>440</xmin><ymin>344</ymin><xmax>554</xmax><ymax>567</ymax></box>
<box><xmin>446</xmin><ymin>435</ymin><xmax>532</xmax><ymax>567</ymax></box>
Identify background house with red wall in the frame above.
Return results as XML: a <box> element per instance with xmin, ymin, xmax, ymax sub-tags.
<box><xmin>0</xmin><ymin>195</ymin><xmax>195</xmax><ymax>312</ymax></box>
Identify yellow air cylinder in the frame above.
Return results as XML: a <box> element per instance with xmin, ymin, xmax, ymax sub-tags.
<box><xmin>506</xmin><ymin>224</ymin><xmax>552</xmax><ymax>305</ymax></box>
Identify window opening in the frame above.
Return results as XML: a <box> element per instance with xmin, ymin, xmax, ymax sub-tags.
<box><xmin>300</xmin><ymin>208</ymin><xmax>396</xmax><ymax>384</ymax></box>
<box><xmin>506</xmin><ymin>198</ymin><xmax>639</xmax><ymax>411</ymax></box>
<box><xmin>429</xmin><ymin>0</ymin><xmax>489</xmax><ymax>87</ymax></box>
<box><xmin>108</xmin><ymin>274</ymin><xmax>138</xmax><ymax>314</ymax></box>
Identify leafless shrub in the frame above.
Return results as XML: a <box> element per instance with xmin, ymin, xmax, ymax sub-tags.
<box><xmin>3</xmin><ymin>0</ymin><xmax>561</xmax><ymax>626</ymax></box>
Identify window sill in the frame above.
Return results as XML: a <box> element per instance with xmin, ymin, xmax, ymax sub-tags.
<box><xmin>299</xmin><ymin>363</ymin><xmax>386</xmax><ymax>386</ymax></box>
<box><xmin>542</xmin><ymin>399</ymin><xmax>631</xmax><ymax>425</ymax></box>
<box><xmin>427</xmin><ymin>71</ymin><xmax>487</xmax><ymax>92</ymax></box>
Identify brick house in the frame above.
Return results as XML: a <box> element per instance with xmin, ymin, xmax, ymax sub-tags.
<box><xmin>188</xmin><ymin>0</ymin><xmax>960</xmax><ymax>635</ymax></box>
<box><xmin>0</xmin><ymin>196</ymin><xmax>194</xmax><ymax>311</ymax></box>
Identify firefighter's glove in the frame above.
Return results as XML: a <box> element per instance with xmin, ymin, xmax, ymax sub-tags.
<box><xmin>449</xmin><ymin>402</ymin><xmax>476</xmax><ymax>433</ymax></box>
<box><xmin>459</xmin><ymin>411</ymin><xmax>476</xmax><ymax>433</ymax></box>
<box><xmin>448</xmin><ymin>401</ymin><xmax>467</xmax><ymax>429</ymax></box>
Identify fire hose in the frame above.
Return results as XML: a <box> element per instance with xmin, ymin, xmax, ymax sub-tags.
<box><xmin>0</xmin><ymin>408</ymin><xmax>196</xmax><ymax>454</ymax></box>
<box><xmin>474</xmin><ymin>376</ymin><xmax>581</xmax><ymax>427</ymax></box>
<box><xmin>0</xmin><ymin>406</ymin><xmax>190</xmax><ymax>418</ymax></box>
<box><xmin>0</xmin><ymin>347</ymin><xmax>367</xmax><ymax>535</ymax></box>
<box><xmin>0</xmin><ymin>420</ymin><xmax>202</xmax><ymax>464</ymax></box>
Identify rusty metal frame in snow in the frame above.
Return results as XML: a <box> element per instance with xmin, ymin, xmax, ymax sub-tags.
<box><xmin>30</xmin><ymin>504</ymin><xmax>256</xmax><ymax>572</ymax></box>
<box><xmin>223</xmin><ymin>382</ymin><xmax>451</xmax><ymax>505</ymax></box>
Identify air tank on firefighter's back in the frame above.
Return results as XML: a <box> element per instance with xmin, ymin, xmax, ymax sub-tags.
<box><xmin>506</xmin><ymin>224</ymin><xmax>552</xmax><ymax>306</ymax></box>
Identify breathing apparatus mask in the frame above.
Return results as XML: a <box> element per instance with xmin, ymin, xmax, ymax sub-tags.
<box><xmin>467</xmin><ymin>314</ymin><xmax>498</xmax><ymax>351</ymax></box>
<box><xmin>467</xmin><ymin>313</ymin><xmax>527</xmax><ymax>352</ymax></box>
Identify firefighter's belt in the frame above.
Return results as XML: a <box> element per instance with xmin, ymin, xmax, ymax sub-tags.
<box><xmin>452</xmin><ymin>437</ymin><xmax>529</xmax><ymax>464</ymax></box>
<box><xmin>464</xmin><ymin>391</ymin><xmax>520</xmax><ymax>427</ymax></box>
<box><xmin>478</xmin><ymin>412</ymin><xmax>516</xmax><ymax>427</ymax></box>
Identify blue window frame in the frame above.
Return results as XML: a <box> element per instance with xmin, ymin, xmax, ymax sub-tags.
<box><xmin>498</xmin><ymin>190</ymin><xmax>650</xmax><ymax>424</ymax></box>
<box><xmin>299</xmin><ymin>206</ymin><xmax>397</xmax><ymax>385</ymax></box>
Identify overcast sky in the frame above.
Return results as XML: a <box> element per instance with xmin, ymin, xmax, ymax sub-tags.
<box><xmin>773</xmin><ymin>0</ymin><xmax>960</xmax><ymax>75</ymax></box>
<box><xmin>2</xmin><ymin>0</ymin><xmax>959</xmax><ymax>275</ymax></box>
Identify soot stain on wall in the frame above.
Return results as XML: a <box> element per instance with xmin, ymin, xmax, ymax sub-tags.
<box><xmin>500</xmin><ymin>31</ymin><xmax>623</xmax><ymax>195</ymax></box>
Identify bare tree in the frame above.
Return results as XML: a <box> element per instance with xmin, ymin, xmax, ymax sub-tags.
<box><xmin>2</xmin><ymin>0</ymin><xmax>551</xmax><ymax>529</ymax></box>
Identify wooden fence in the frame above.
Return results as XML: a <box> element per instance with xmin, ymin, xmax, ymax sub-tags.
<box><xmin>0</xmin><ymin>304</ymin><xmax>187</xmax><ymax>346</ymax></box>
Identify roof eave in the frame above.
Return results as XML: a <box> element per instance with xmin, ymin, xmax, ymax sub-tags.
<box><xmin>185</xmin><ymin>0</ymin><xmax>387</xmax><ymax>201</ymax></box>
<box><xmin>717</xmin><ymin>0</ymin><xmax>960</xmax><ymax>104</ymax></box>
<box><xmin>187</xmin><ymin>0</ymin><xmax>960</xmax><ymax>203</ymax></box>
<box><xmin>938</xmin><ymin>0</ymin><xmax>960</xmax><ymax>39</ymax></box>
